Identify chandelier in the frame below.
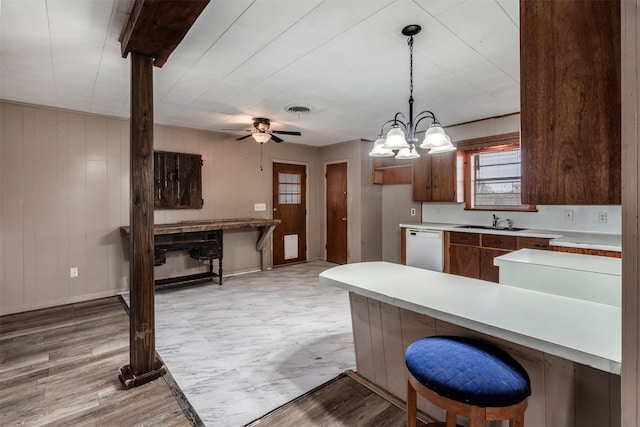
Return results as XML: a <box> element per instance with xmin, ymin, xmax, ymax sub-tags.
<box><xmin>369</xmin><ymin>25</ymin><xmax>455</xmax><ymax>159</ymax></box>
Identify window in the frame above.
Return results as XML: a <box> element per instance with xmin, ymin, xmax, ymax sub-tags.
<box><xmin>278</xmin><ymin>173</ymin><xmax>301</xmax><ymax>205</ymax></box>
<box><xmin>471</xmin><ymin>148</ymin><xmax>523</xmax><ymax>208</ymax></box>
<box><xmin>457</xmin><ymin>132</ymin><xmax>535</xmax><ymax>212</ymax></box>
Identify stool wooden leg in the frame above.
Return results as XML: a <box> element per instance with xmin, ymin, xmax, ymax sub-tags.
<box><xmin>445</xmin><ymin>411</ymin><xmax>457</xmax><ymax>427</ymax></box>
<box><xmin>512</xmin><ymin>413</ymin><xmax>525</xmax><ymax>427</ymax></box>
<box><xmin>407</xmin><ymin>379</ymin><xmax>417</xmax><ymax>427</ymax></box>
<box><xmin>469</xmin><ymin>406</ymin><xmax>486</xmax><ymax>427</ymax></box>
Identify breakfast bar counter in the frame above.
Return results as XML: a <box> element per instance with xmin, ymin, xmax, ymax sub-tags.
<box><xmin>320</xmin><ymin>262</ymin><xmax>621</xmax><ymax>426</ymax></box>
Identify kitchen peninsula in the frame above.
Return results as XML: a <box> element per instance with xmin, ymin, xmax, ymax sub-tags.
<box><xmin>320</xmin><ymin>261</ymin><xmax>621</xmax><ymax>426</ymax></box>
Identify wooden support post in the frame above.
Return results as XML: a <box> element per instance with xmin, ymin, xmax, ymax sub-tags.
<box><xmin>119</xmin><ymin>52</ymin><xmax>165</xmax><ymax>389</ymax></box>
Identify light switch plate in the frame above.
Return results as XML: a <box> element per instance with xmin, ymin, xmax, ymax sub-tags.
<box><xmin>254</xmin><ymin>203</ymin><xmax>267</xmax><ymax>212</ymax></box>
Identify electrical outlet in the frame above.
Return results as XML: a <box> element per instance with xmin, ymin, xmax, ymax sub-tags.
<box><xmin>564</xmin><ymin>210</ymin><xmax>574</xmax><ymax>221</ymax></box>
<box><xmin>599</xmin><ymin>212</ymin><xmax>608</xmax><ymax>223</ymax></box>
<box><xmin>410</xmin><ymin>208</ymin><xmax>416</xmax><ymax>216</ymax></box>
<box><xmin>436</xmin><ymin>208</ymin><xmax>440</xmax><ymax>216</ymax></box>
<box><xmin>254</xmin><ymin>203</ymin><xmax>266</xmax><ymax>212</ymax></box>
<box><xmin>70</xmin><ymin>267</ymin><xmax>78</xmax><ymax>278</ymax></box>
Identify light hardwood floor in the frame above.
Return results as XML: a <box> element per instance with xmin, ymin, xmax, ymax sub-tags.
<box><xmin>1</xmin><ymin>294</ymin><xmax>428</xmax><ymax>426</ymax></box>
<box><xmin>0</xmin><ymin>297</ymin><xmax>191</xmax><ymax>426</ymax></box>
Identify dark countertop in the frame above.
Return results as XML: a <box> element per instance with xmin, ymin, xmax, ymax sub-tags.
<box><xmin>120</xmin><ymin>218</ymin><xmax>280</xmax><ymax>236</ymax></box>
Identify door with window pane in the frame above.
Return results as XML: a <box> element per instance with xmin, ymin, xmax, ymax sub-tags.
<box><xmin>272</xmin><ymin>163</ymin><xmax>306</xmax><ymax>266</ymax></box>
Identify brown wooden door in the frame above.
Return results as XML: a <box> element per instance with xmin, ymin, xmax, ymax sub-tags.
<box><xmin>326</xmin><ymin>162</ymin><xmax>348</xmax><ymax>264</ymax></box>
<box><xmin>272</xmin><ymin>163</ymin><xmax>306</xmax><ymax>266</ymax></box>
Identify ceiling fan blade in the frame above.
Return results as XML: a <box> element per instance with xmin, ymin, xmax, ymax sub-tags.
<box><xmin>221</xmin><ymin>128</ymin><xmax>251</xmax><ymax>131</ymax></box>
<box><xmin>270</xmin><ymin>134</ymin><xmax>284</xmax><ymax>143</ymax></box>
<box><xmin>236</xmin><ymin>134</ymin><xmax>253</xmax><ymax>141</ymax></box>
<box><xmin>271</xmin><ymin>130</ymin><xmax>301</xmax><ymax>136</ymax></box>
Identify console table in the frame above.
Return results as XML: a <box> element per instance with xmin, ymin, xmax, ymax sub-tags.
<box><xmin>121</xmin><ymin>218</ymin><xmax>280</xmax><ymax>288</ymax></box>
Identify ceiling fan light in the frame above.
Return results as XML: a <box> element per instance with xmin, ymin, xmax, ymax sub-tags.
<box><xmin>369</xmin><ymin>136</ymin><xmax>394</xmax><ymax>157</ymax></box>
<box><xmin>383</xmin><ymin>124</ymin><xmax>409</xmax><ymax>150</ymax></box>
<box><xmin>420</xmin><ymin>124</ymin><xmax>449</xmax><ymax>148</ymax></box>
<box><xmin>395</xmin><ymin>145</ymin><xmax>420</xmax><ymax>159</ymax></box>
<box><xmin>252</xmin><ymin>132</ymin><xmax>271</xmax><ymax>144</ymax></box>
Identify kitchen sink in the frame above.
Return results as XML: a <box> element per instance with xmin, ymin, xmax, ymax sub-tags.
<box><xmin>454</xmin><ymin>225</ymin><xmax>527</xmax><ymax>232</ymax></box>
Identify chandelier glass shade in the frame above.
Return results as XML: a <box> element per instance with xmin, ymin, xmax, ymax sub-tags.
<box><xmin>369</xmin><ymin>135</ymin><xmax>395</xmax><ymax>157</ymax></box>
<box><xmin>370</xmin><ymin>25</ymin><xmax>454</xmax><ymax>158</ymax></box>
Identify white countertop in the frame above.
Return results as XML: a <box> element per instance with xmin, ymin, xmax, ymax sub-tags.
<box><xmin>400</xmin><ymin>222</ymin><xmax>621</xmax><ymax>251</ymax></box>
<box><xmin>319</xmin><ymin>261</ymin><xmax>621</xmax><ymax>374</ymax></box>
<box><xmin>495</xmin><ymin>249</ymin><xmax>621</xmax><ymax>276</ymax></box>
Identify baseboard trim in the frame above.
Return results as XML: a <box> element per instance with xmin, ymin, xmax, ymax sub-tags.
<box><xmin>1</xmin><ymin>289</ymin><xmax>122</xmax><ymax>316</ymax></box>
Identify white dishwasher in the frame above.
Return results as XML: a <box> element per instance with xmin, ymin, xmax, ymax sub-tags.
<box><xmin>405</xmin><ymin>228</ymin><xmax>444</xmax><ymax>272</ymax></box>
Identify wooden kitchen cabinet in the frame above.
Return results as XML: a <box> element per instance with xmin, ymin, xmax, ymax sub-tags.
<box><xmin>412</xmin><ymin>150</ymin><xmax>463</xmax><ymax>202</ymax></box>
<box><xmin>372</xmin><ymin>157</ymin><xmax>412</xmax><ymax>185</ymax></box>
<box><xmin>447</xmin><ymin>232</ymin><xmax>481</xmax><ymax>279</ymax></box>
<box><xmin>449</xmin><ymin>244</ymin><xmax>481</xmax><ymax>279</ymax></box>
<box><xmin>520</xmin><ymin>0</ymin><xmax>621</xmax><ymax>205</ymax></box>
<box><xmin>517</xmin><ymin>236</ymin><xmax>552</xmax><ymax>251</ymax></box>
<box><xmin>553</xmin><ymin>246</ymin><xmax>622</xmax><ymax>258</ymax></box>
<box><xmin>481</xmin><ymin>248</ymin><xmax>511</xmax><ymax>283</ymax></box>
<box><xmin>446</xmin><ymin>232</ymin><xmax>552</xmax><ymax>282</ymax></box>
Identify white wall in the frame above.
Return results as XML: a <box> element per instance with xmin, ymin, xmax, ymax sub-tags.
<box><xmin>422</xmin><ymin>203</ymin><xmax>621</xmax><ymax>234</ymax></box>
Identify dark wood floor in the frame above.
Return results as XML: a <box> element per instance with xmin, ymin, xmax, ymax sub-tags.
<box><xmin>0</xmin><ymin>297</ymin><xmax>190</xmax><ymax>426</ymax></box>
<box><xmin>247</xmin><ymin>372</ymin><xmax>431</xmax><ymax>427</ymax></box>
<box><xmin>1</xmin><ymin>296</ymin><xmax>433</xmax><ymax>426</ymax></box>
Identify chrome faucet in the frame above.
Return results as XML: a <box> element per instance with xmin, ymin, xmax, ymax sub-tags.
<box><xmin>492</xmin><ymin>214</ymin><xmax>500</xmax><ymax>228</ymax></box>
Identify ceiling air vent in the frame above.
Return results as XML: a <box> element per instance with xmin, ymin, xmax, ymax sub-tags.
<box><xmin>285</xmin><ymin>104</ymin><xmax>312</xmax><ymax>114</ymax></box>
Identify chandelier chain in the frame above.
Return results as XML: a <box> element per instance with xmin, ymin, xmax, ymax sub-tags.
<box><xmin>408</xmin><ymin>36</ymin><xmax>414</xmax><ymax>98</ymax></box>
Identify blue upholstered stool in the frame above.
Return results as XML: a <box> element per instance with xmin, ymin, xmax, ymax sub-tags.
<box><xmin>405</xmin><ymin>336</ymin><xmax>531</xmax><ymax>427</ymax></box>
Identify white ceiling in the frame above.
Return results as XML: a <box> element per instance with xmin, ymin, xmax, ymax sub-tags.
<box><xmin>0</xmin><ymin>0</ymin><xmax>520</xmax><ymax>146</ymax></box>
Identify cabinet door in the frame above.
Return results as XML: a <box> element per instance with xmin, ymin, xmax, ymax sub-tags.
<box><xmin>411</xmin><ymin>155</ymin><xmax>432</xmax><ymax>201</ymax></box>
<box><xmin>480</xmin><ymin>248</ymin><xmax>510</xmax><ymax>283</ymax></box>
<box><xmin>520</xmin><ymin>0</ymin><xmax>620</xmax><ymax>204</ymax></box>
<box><xmin>449</xmin><ymin>245</ymin><xmax>480</xmax><ymax>279</ymax></box>
<box><xmin>430</xmin><ymin>151</ymin><xmax>458</xmax><ymax>202</ymax></box>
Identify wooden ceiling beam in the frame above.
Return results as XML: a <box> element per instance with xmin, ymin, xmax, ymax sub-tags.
<box><xmin>120</xmin><ymin>0</ymin><xmax>210</xmax><ymax>67</ymax></box>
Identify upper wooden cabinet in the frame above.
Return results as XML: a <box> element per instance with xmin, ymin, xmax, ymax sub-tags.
<box><xmin>520</xmin><ymin>0</ymin><xmax>621</xmax><ymax>205</ymax></box>
<box><xmin>412</xmin><ymin>150</ymin><xmax>463</xmax><ymax>202</ymax></box>
<box><xmin>372</xmin><ymin>157</ymin><xmax>412</xmax><ymax>185</ymax></box>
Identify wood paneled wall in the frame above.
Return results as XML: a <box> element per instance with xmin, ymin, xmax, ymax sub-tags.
<box><xmin>621</xmin><ymin>0</ymin><xmax>639</xmax><ymax>425</ymax></box>
<box><xmin>0</xmin><ymin>101</ymin><xmax>322</xmax><ymax>315</ymax></box>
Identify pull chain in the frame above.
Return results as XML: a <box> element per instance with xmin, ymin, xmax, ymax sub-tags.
<box><xmin>260</xmin><ymin>143</ymin><xmax>264</xmax><ymax>171</ymax></box>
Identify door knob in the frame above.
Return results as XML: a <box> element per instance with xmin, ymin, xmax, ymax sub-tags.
<box><xmin>342</xmin><ymin>217</ymin><xmax>347</xmax><ymax>221</ymax></box>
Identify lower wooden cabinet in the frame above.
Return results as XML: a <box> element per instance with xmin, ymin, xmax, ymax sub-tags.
<box><xmin>480</xmin><ymin>248</ymin><xmax>511</xmax><ymax>282</ymax></box>
<box><xmin>449</xmin><ymin>244</ymin><xmax>481</xmax><ymax>279</ymax></box>
<box><xmin>553</xmin><ymin>246</ymin><xmax>622</xmax><ymax>258</ymax></box>
<box><xmin>446</xmin><ymin>231</ymin><xmax>552</xmax><ymax>283</ymax></box>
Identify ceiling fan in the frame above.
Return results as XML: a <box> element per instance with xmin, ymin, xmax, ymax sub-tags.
<box><xmin>230</xmin><ymin>118</ymin><xmax>301</xmax><ymax>144</ymax></box>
